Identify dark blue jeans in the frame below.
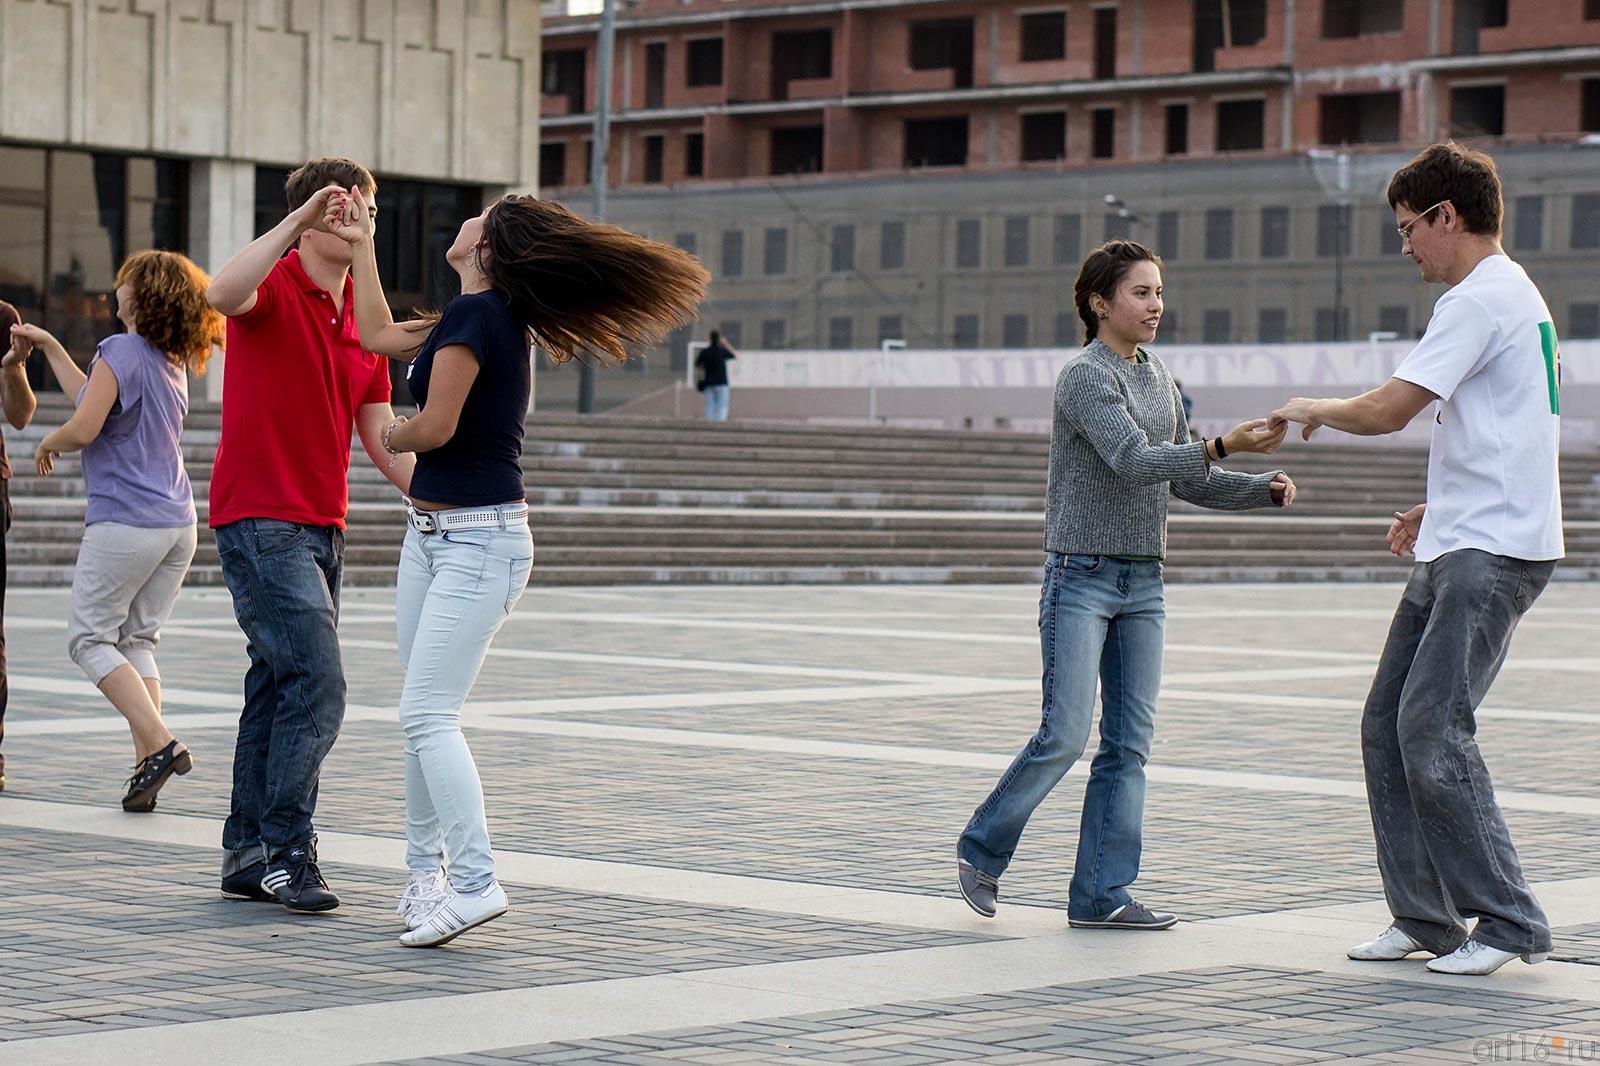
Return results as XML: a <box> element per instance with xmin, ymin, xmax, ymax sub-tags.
<box><xmin>1362</xmin><ymin>548</ymin><xmax>1556</xmax><ymax>957</ymax></box>
<box><xmin>960</xmin><ymin>553</ymin><xmax>1164</xmax><ymax>920</ymax></box>
<box><xmin>215</xmin><ymin>519</ymin><xmax>346</xmax><ymax>876</ymax></box>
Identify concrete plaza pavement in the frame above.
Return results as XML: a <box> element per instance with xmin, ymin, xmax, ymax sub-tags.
<box><xmin>1</xmin><ymin>580</ymin><xmax>1599</xmax><ymax>1065</ymax></box>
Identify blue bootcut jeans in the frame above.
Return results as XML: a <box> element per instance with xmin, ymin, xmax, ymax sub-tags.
<box><xmin>959</xmin><ymin>552</ymin><xmax>1164</xmax><ymax>921</ymax></box>
<box><xmin>215</xmin><ymin>519</ymin><xmax>346</xmax><ymax>876</ymax></box>
<box><xmin>1362</xmin><ymin>547</ymin><xmax>1556</xmax><ymax>957</ymax></box>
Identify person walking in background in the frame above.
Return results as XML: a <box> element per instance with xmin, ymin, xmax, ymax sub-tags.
<box><xmin>326</xmin><ymin>186</ymin><xmax>707</xmax><ymax>946</ymax></box>
<box><xmin>1272</xmin><ymin>142</ymin><xmax>1563</xmax><ymax>977</ymax></box>
<box><xmin>204</xmin><ymin>157</ymin><xmax>415</xmax><ymax>913</ymax></box>
<box><xmin>18</xmin><ymin>251</ymin><xmax>221</xmax><ymax>812</ymax></box>
<box><xmin>695</xmin><ymin>330</ymin><xmax>736</xmax><ymax>422</ymax></box>
<box><xmin>956</xmin><ymin>240</ymin><xmax>1294</xmax><ymax>931</ymax></box>
<box><xmin>0</xmin><ymin>301</ymin><xmax>39</xmax><ymax>793</ymax></box>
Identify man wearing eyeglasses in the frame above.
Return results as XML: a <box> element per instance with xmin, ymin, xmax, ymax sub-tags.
<box><xmin>1271</xmin><ymin>141</ymin><xmax>1563</xmax><ymax>977</ymax></box>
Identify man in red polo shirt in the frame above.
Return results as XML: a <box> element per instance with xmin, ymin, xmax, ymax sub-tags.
<box><xmin>206</xmin><ymin>158</ymin><xmax>413</xmax><ymax>912</ymax></box>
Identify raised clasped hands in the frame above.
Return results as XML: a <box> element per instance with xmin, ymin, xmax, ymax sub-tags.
<box><xmin>1386</xmin><ymin>503</ymin><xmax>1425</xmax><ymax>557</ymax></box>
<box><xmin>5</xmin><ymin>322</ymin><xmax>45</xmax><ymax>368</ymax></box>
<box><xmin>322</xmin><ymin>186</ymin><xmax>372</xmax><ymax>245</ymax></box>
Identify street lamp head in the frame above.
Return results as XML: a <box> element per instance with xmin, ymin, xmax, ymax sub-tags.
<box><xmin>1103</xmin><ymin>193</ymin><xmax>1121</xmax><ymax>206</ymax></box>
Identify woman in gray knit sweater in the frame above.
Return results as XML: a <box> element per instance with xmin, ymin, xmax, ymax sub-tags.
<box><xmin>956</xmin><ymin>240</ymin><xmax>1295</xmax><ymax>930</ymax></box>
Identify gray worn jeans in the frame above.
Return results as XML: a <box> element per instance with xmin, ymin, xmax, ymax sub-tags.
<box><xmin>1362</xmin><ymin>547</ymin><xmax>1556</xmax><ymax>957</ymax></box>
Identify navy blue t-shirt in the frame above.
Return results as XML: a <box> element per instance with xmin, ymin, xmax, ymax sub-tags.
<box><xmin>406</xmin><ymin>290</ymin><xmax>531</xmax><ymax>506</ymax></box>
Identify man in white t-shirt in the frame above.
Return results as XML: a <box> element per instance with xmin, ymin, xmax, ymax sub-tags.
<box><xmin>1271</xmin><ymin>141</ymin><xmax>1563</xmax><ymax>978</ymax></box>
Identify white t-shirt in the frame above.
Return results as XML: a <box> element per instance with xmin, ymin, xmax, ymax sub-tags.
<box><xmin>1392</xmin><ymin>254</ymin><xmax>1563</xmax><ymax>563</ymax></box>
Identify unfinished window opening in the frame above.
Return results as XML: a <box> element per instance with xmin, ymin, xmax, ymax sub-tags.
<box><xmin>1091</xmin><ymin>107</ymin><xmax>1115</xmax><ymax>158</ymax></box>
<box><xmin>1165</xmin><ymin>104</ymin><xmax>1189</xmax><ymax>155</ymax></box>
<box><xmin>904</xmin><ymin>117</ymin><xmax>969</xmax><ymax>167</ymax></box>
<box><xmin>770</xmin><ymin>126</ymin><xmax>825</xmax><ymax>175</ymax></box>
<box><xmin>1319</xmin><ymin>92</ymin><xmax>1400</xmax><ymax>145</ymax></box>
<box><xmin>1022</xmin><ymin>111</ymin><xmax>1067</xmax><ymax>161</ymax></box>
<box><xmin>687</xmin><ymin>37</ymin><xmax>724</xmax><ymax>87</ymax></box>
<box><xmin>1322</xmin><ymin>0</ymin><xmax>1403</xmax><ymax>38</ymax></box>
<box><xmin>1192</xmin><ymin>0</ymin><xmax>1267</xmax><ymax>72</ymax></box>
<box><xmin>1020</xmin><ymin>11</ymin><xmax>1067</xmax><ymax>62</ymax></box>
<box><xmin>642</xmin><ymin>135</ymin><xmax>664</xmax><ymax>183</ymax></box>
<box><xmin>1452</xmin><ymin>0</ymin><xmax>1508</xmax><ymax>56</ymax></box>
<box><xmin>771</xmin><ymin>29</ymin><xmax>832</xmax><ymax>100</ymax></box>
<box><xmin>1216</xmin><ymin>98</ymin><xmax>1265</xmax><ymax>151</ymax></box>
<box><xmin>1449</xmin><ymin>84</ymin><xmax>1505</xmax><ymax>138</ymax></box>
<box><xmin>541</xmin><ymin>48</ymin><xmax>586</xmax><ymax>112</ymax></box>
<box><xmin>645</xmin><ymin>42</ymin><xmax>666</xmax><ymax>108</ymax></box>
<box><xmin>1093</xmin><ymin>7</ymin><xmax>1117</xmax><ymax>79</ymax></box>
<box><xmin>910</xmin><ymin>18</ymin><xmax>975</xmax><ymax>89</ymax></box>
<box><xmin>685</xmin><ymin>132</ymin><xmax>704</xmax><ymax>178</ymax></box>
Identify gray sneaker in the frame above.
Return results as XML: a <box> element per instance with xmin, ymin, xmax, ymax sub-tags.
<box><xmin>956</xmin><ymin>854</ymin><xmax>998</xmax><ymax>918</ymax></box>
<box><xmin>1069</xmin><ymin>899</ymin><xmax>1178</xmax><ymax>930</ymax></box>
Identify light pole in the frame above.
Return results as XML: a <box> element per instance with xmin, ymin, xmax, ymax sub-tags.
<box><xmin>1308</xmin><ymin>149</ymin><xmax>1353</xmax><ymax>342</ymax></box>
<box><xmin>577</xmin><ymin>0</ymin><xmax>620</xmax><ymax>414</ymax></box>
<box><xmin>1103</xmin><ymin>193</ymin><xmax>1142</xmax><ymax>235</ymax></box>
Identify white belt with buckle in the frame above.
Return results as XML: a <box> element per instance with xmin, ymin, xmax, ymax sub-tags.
<box><xmin>406</xmin><ymin>502</ymin><xmax>529</xmax><ymax>535</ymax></box>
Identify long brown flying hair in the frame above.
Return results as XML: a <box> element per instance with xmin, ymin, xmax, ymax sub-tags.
<box><xmin>116</xmin><ymin>250</ymin><xmax>225</xmax><ymax>374</ymax></box>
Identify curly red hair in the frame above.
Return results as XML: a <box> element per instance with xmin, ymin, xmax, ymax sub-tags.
<box><xmin>115</xmin><ymin>251</ymin><xmax>224</xmax><ymax>374</ymax></box>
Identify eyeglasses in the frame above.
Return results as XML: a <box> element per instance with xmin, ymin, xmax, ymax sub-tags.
<box><xmin>1396</xmin><ymin>200</ymin><xmax>1451</xmax><ymax>244</ymax></box>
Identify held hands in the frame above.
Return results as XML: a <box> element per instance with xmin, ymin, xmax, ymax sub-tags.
<box><xmin>6</xmin><ymin>323</ymin><xmax>51</xmax><ymax>367</ymax></box>
<box><xmin>1386</xmin><ymin>503</ymin><xmax>1425</xmax><ymax>557</ymax></box>
<box><xmin>34</xmin><ymin>439</ymin><xmax>58</xmax><ymax>477</ymax></box>
<box><xmin>1222</xmin><ymin>418</ymin><xmax>1287</xmax><ymax>456</ymax></box>
<box><xmin>322</xmin><ymin>186</ymin><xmax>372</xmax><ymax>245</ymax></box>
<box><xmin>1268</xmin><ymin>398</ymin><xmax>1322</xmax><ymax>441</ymax></box>
<box><xmin>292</xmin><ymin>185</ymin><xmax>344</xmax><ymax>236</ymax></box>
<box><xmin>1270</xmin><ymin>472</ymin><xmax>1297</xmax><ymax>507</ymax></box>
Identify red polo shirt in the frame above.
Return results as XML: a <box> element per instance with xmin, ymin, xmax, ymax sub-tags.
<box><xmin>209</xmin><ymin>250</ymin><xmax>391</xmax><ymax>530</ymax></box>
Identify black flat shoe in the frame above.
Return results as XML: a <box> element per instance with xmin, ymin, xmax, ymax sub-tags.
<box><xmin>122</xmin><ymin>741</ymin><xmax>193</xmax><ymax>812</ymax></box>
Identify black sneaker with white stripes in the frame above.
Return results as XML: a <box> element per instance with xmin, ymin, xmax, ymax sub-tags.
<box><xmin>220</xmin><ymin>860</ymin><xmax>274</xmax><ymax>902</ymax></box>
<box><xmin>262</xmin><ymin>839</ymin><xmax>340</xmax><ymax>912</ymax></box>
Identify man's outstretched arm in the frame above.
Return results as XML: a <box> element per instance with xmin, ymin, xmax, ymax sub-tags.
<box><xmin>1270</xmin><ymin>378</ymin><xmax>1438</xmax><ymax>440</ymax></box>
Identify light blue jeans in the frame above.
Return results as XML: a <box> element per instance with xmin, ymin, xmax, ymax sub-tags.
<box><xmin>395</xmin><ymin>509</ymin><xmax>534</xmax><ymax>893</ymax></box>
<box><xmin>959</xmin><ymin>553</ymin><xmax>1165</xmax><ymax>920</ymax></box>
<box><xmin>704</xmin><ymin>384</ymin><xmax>730</xmax><ymax>421</ymax></box>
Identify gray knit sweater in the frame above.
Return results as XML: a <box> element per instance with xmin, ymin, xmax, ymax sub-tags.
<box><xmin>1045</xmin><ymin>339</ymin><xmax>1279</xmax><ymax>557</ymax></box>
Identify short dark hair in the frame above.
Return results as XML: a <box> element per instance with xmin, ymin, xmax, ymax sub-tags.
<box><xmin>1073</xmin><ymin>240</ymin><xmax>1163</xmax><ymax>345</ymax></box>
<box><xmin>1386</xmin><ymin>141</ymin><xmax>1502</xmax><ymax>237</ymax></box>
<box><xmin>284</xmin><ymin>157</ymin><xmax>375</xmax><ymax>211</ymax></box>
<box><xmin>708</xmin><ymin>330</ymin><xmax>722</xmax><ymax>345</ymax></box>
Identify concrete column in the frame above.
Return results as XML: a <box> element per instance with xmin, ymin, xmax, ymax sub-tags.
<box><xmin>188</xmin><ymin>159</ymin><xmax>257</xmax><ymax>403</ymax></box>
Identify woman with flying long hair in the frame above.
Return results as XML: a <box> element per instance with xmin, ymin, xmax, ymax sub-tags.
<box><xmin>16</xmin><ymin>250</ymin><xmax>222</xmax><ymax>812</ymax></box>
<box><xmin>955</xmin><ymin>240</ymin><xmax>1296</xmax><ymax>930</ymax></box>
<box><xmin>325</xmin><ymin>188</ymin><xmax>707</xmax><ymax>946</ymax></box>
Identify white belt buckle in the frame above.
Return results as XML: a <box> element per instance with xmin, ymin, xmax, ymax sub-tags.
<box><xmin>409</xmin><ymin>508</ymin><xmax>438</xmax><ymax>534</ymax></box>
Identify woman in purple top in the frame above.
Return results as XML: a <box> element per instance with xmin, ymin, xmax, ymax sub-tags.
<box><xmin>15</xmin><ymin>250</ymin><xmax>223</xmax><ymax>812</ymax></box>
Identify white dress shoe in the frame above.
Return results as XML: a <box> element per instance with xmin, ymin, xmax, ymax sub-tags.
<box><xmin>1348</xmin><ymin>925</ymin><xmax>1429</xmax><ymax>961</ymax></box>
<box><xmin>395</xmin><ymin>867</ymin><xmax>449</xmax><ymax>930</ymax></box>
<box><xmin>1425</xmin><ymin>938</ymin><xmax>1547</xmax><ymax>975</ymax></box>
<box><xmin>399</xmin><ymin>881</ymin><xmax>508</xmax><ymax>947</ymax></box>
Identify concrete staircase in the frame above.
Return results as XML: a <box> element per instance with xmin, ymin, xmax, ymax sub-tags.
<box><xmin>6</xmin><ymin>397</ymin><xmax>1598</xmax><ymax>586</ymax></box>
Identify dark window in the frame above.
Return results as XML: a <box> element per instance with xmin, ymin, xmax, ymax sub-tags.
<box><xmin>539</xmin><ymin>142</ymin><xmax>566</xmax><ymax>187</ymax></box>
<box><xmin>904</xmin><ymin>117</ymin><xmax>968</xmax><ymax>167</ymax></box>
<box><xmin>685</xmin><ymin>132</ymin><xmax>705</xmax><ymax>177</ymax></box>
<box><xmin>642</xmin><ymin>135</ymin><xmax>664</xmax><ymax>183</ymax></box>
<box><xmin>830</xmin><ymin>223</ymin><xmax>856</xmax><ymax>272</ymax></box>
<box><xmin>1205</xmin><ymin>208</ymin><xmax>1234</xmax><ymax>260</ymax></box>
<box><xmin>828</xmin><ymin>316</ymin><xmax>853</xmax><ymax>348</ymax></box>
<box><xmin>909</xmin><ymin>18</ymin><xmax>975</xmax><ymax>88</ymax></box>
<box><xmin>1004</xmin><ymin>216</ymin><xmax>1030</xmax><ymax>266</ymax></box>
<box><xmin>1320</xmin><ymin>92</ymin><xmax>1401</xmax><ymax>144</ymax></box>
<box><xmin>878</xmin><ymin>315</ymin><xmax>904</xmax><ymax>343</ymax></box>
<box><xmin>720</xmin><ymin>322</ymin><xmax>743</xmax><ymax>347</ymax></box>
<box><xmin>1569</xmin><ymin>303</ymin><xmax>1600</xmax><ymax>339</ymax></box>
<box><xmin>1582</xmin><ymin>79</ymin><xmax>1600</xmax><ymax>132</ymax></box>
<box><xmin>721</xmin><ymin>230</ymin><xmax>745</xmax><ymax>277</ymax></box>
<box><xmin>1216</xmin><ymin>98</ymin><xmax>1265</xmax><ymax>151</ymax></box>
<box><xmin>1002</xmin><ymin>314</ymin><xmax>1029</xmax><ymax>348</ymax></box>
<box><xmin>1589</xmin><ymin>0</ymin><xmax>1600</xmax><ymax>19</ymax></box>
<box><xmin>761</xmin><ymin>319</ymin><xmax>787</xmax><ymax>348</ymax></box>
<box><xmin>1203</xmin><ymin>308</ymin><xmax>1232</xmax><ymax>343</ymax></box>
<box><xmin>1157</xmin><ymin>211</ymin><xmax>1180</xmax><ymax>257</ymax></box>
<box><xmin>1104</xmin><ymin>211</ymin><xmax>1133</xmax><ymax>241</ymax></box>
<box><xmin>687</xmin><ymin>37</ymin><xmax>724</xmax><ymax>86</ymax></box>
<box><xmin>1020</xmin><ymin>11</ymin><xmax>1067</xmax><ymax>61</ymax></box>
<box><xmin>1453</xmin><ymin>0</ymin><xmax>1508</xmax><ymax>55</ymax></box>
<box><xmin>1323</xmin><ymin>0</ymin><xmax>1403</xmax><ymax>38</ymax></box>
<box><xmin>674</xmin><ymin>232</ymin><xmax>697</xmax><ymax>254</ymax></box>
<box><xmin>771</xmin><ymin>29</ymin><xmax>832</xmax><ymax>99</ymax></box>
<box><xmin>1378</xmin><ymin>305</ymin><xmax>1410</xmax><ymax>337</ymax></box>
<box><xmin>953</xmin><ymin>313</ymin><xmax>980</xmax><ymax>348</ymax></box>
<box><xmin>771</xmin><ymin>126</ymin><xmax>825</xmax><ymax>175</ymax></box>
<box><xmin>1257</xmin><ymin>307</ymin><xmax>1288</xmax><ymax>343</ymax></box>
<box><xmin>1573</xmin><ymin>193</ymin><xmax>1600</xmax><ymax>249</ymax></box>
<box><xmin>1054</xmin><ymin>311</ymin><xmax>1077</xmax><ymax>346</ymax></box>
<box><xmin>541</xmin><ymin>48</ymin><xmax>586</xmax><ymax>112</ymax></box>
<box><xmin>1091</xmin><ymin>108</ymin><xmax>1115</xmax><ymax>159</ymax></box>
<box><xmin>1093</xmin><ymin>7</ymin><xmax>1117</xmax><ymax>79</ymax></box>
<box><xmin>645</xmin><ymin>42</ymin><xmax>666</xmax><ymax>108</ymax></box>
<box><xmin>1165</xmin><ymin>104</ymin><xmax>1189</xmax><ymax>155</ymax></box>
<box><xmin>1193</xmin><ymin>0</ymin><xmax>1267</xmax><ymax>72</ymax></box>
<box><xmin>1022</xmin><ymin>111</ymin><xmax>1067</xmax><ymax>161</ymax></box>
<box><xmin>1513</xmin><ymin>195</ymin><xmax>1543</xmax><ymax>251</ymax></box>
<box><xmin>1450</xmin><ymin>84</ymin><xmax>1505</xmax><ymax>137</ymax></box>
<box><xmin>1317</xmin><ymin>204</ymin><xmax>1351</xmax><ymax>257</ymax></box>
<box><xmin>763</xmin><ymin>227</ymin><xmax>788</xmax><ymax>275</ymax></box>
<box><xmin>880</xmin><ymin>221</ymin><xmax>907</xmax><ymax>269</ymax></box>
<box><xmin>1053</xmin><ymin>213</ymin><xmax>1082</xmax><ymax>265</ymax></box>
<box><xmin>955</xmin><ymin>218</ymin><xmax>982</xmax><ymax>268</ymax></box>
<box><xmin>1315</xmin><ymin>307</ymin><xmax>1350</xmax><ymax>342</ymax></box>
<box><xmin>1260</xmin><ymin>206</ymin><xmax>1290</xmax><ymax>258</ymax></box>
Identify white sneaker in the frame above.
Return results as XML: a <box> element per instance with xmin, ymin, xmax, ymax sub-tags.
<box><xmin>395</xmin><ymin>867</ymin><xmax>449</xmax><ymax>930</ymax></box>
<box><xmin>1347</xmin><ymin>925</ymin><xmax>1429</xmax><ymax>961</ymax></box>
<box><xmin>398</xmin><ymin>881</ymin><xmax>508</xmax><ymax>948</ymax></box>
<box><xmin>1426</xmin><ymin>938</ymin><xmax>1547</xmax><ymax>976</ymax></box>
